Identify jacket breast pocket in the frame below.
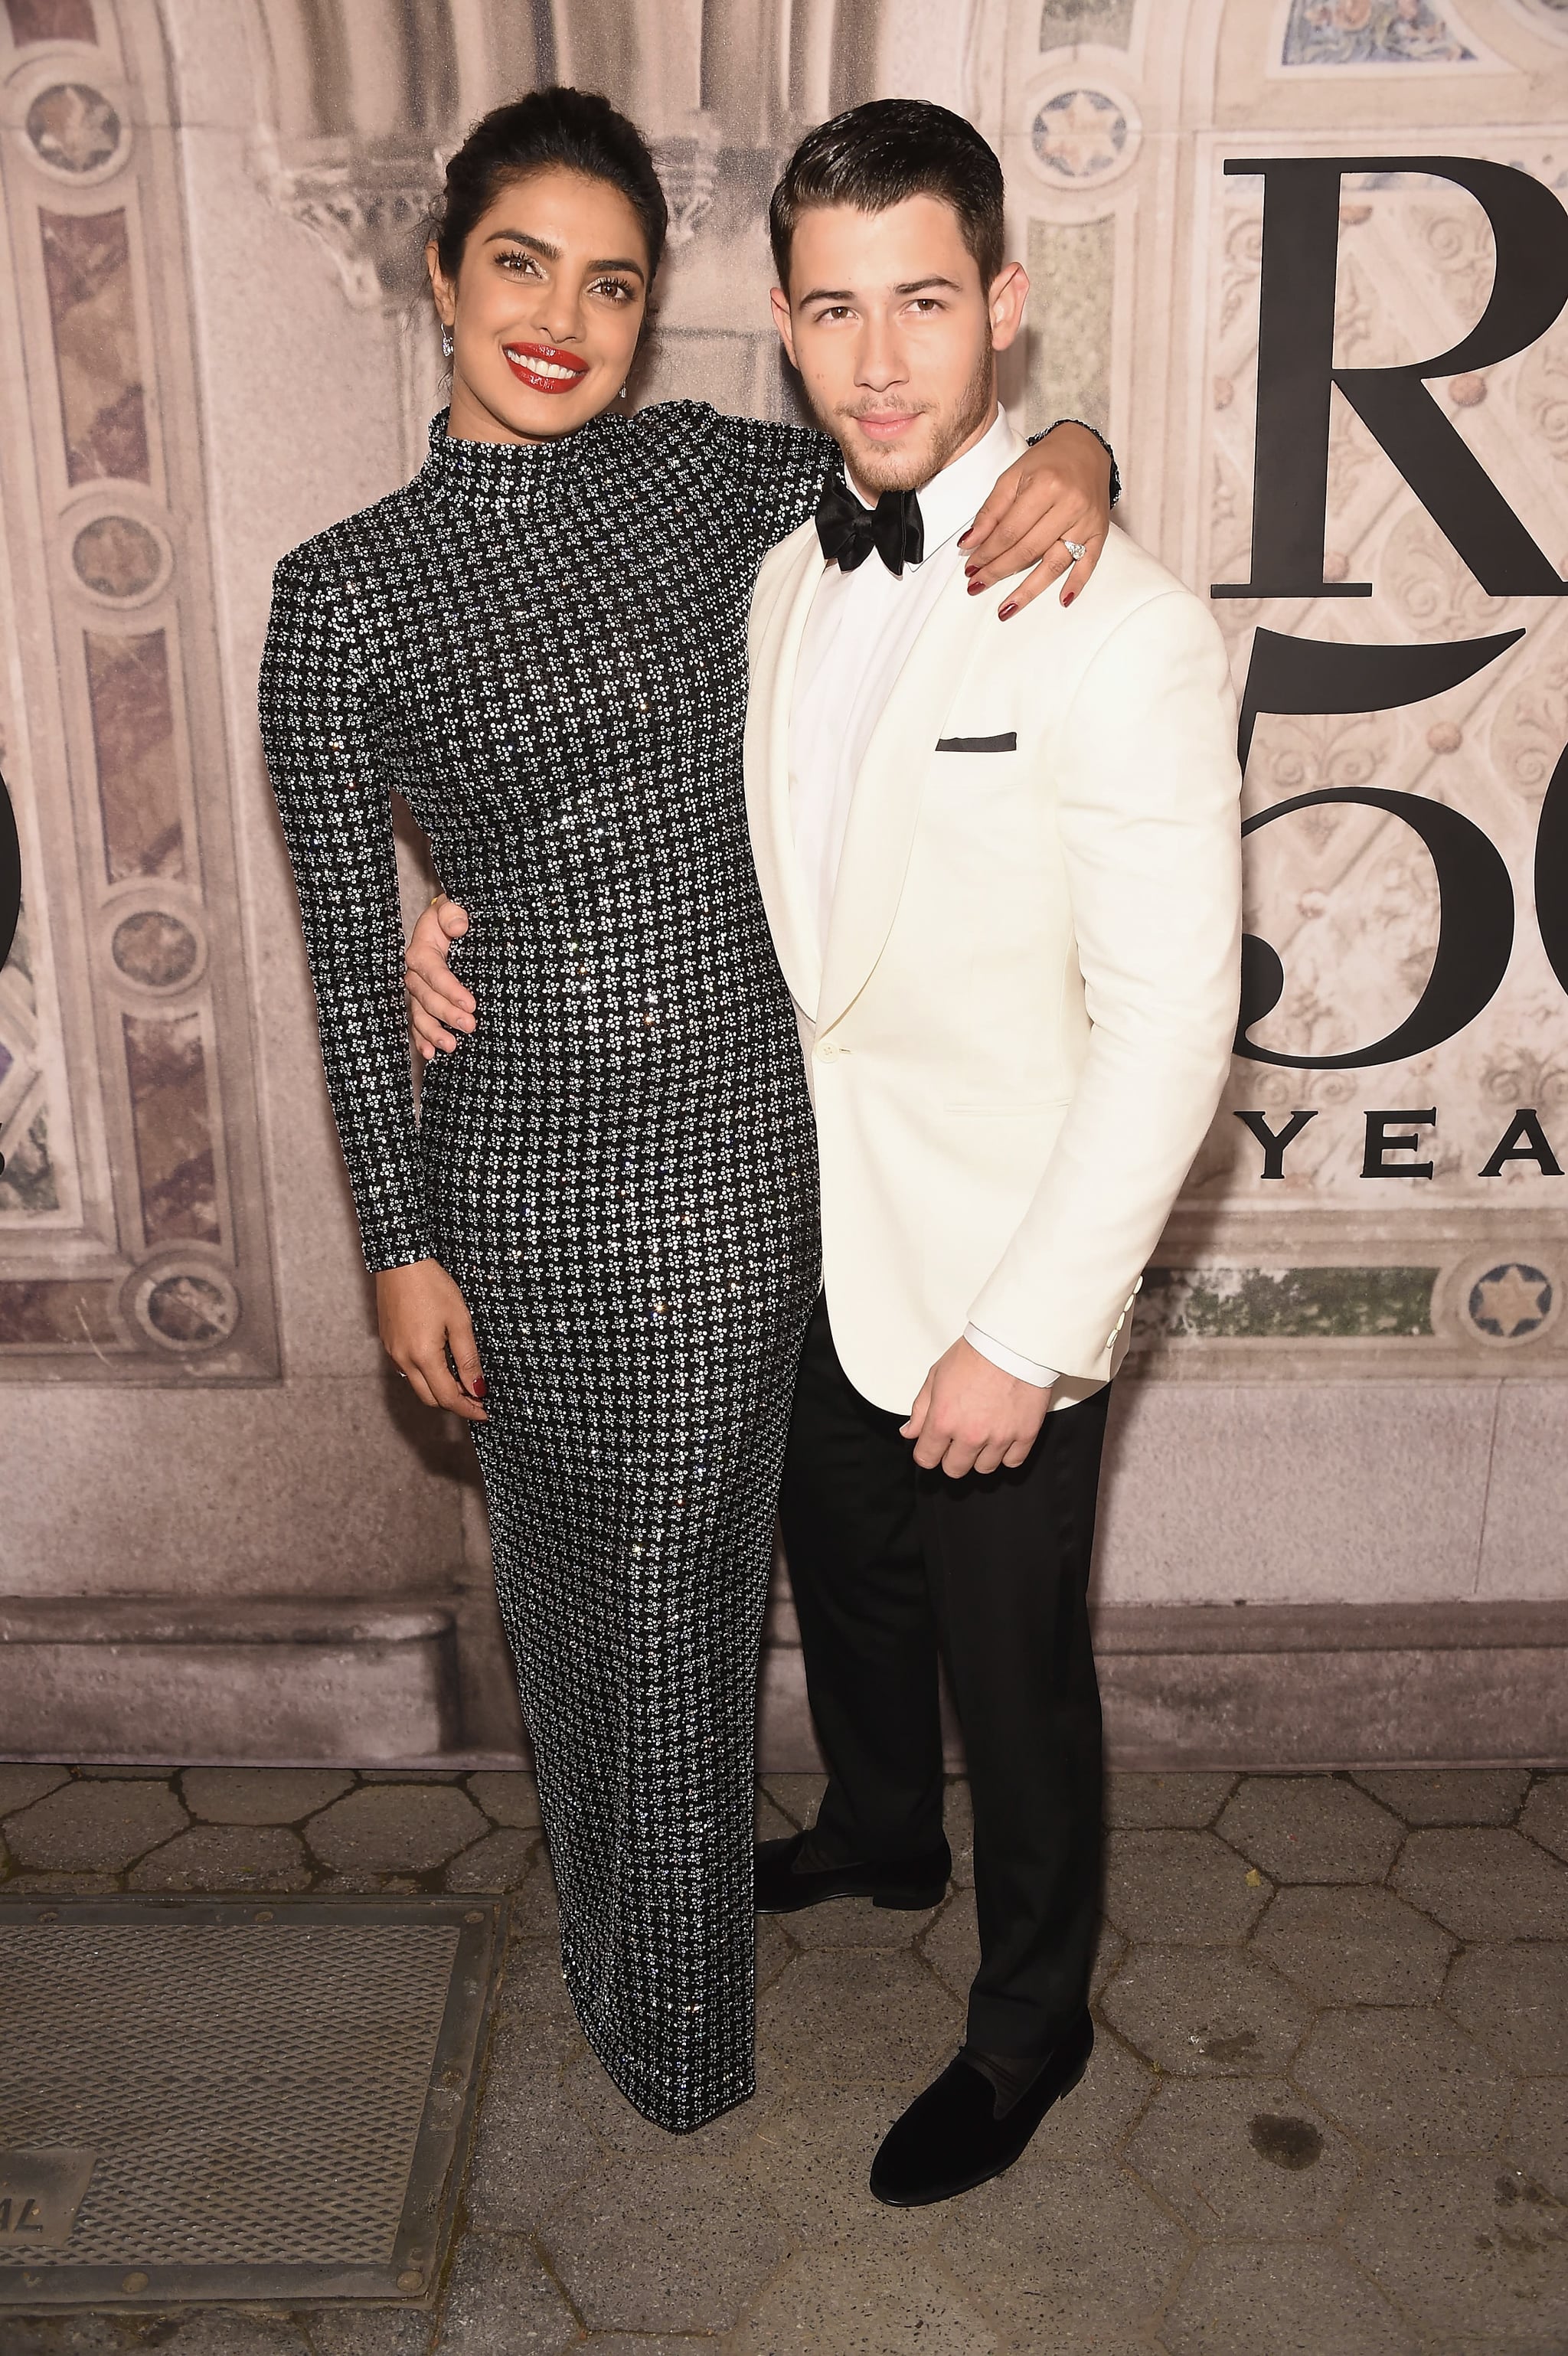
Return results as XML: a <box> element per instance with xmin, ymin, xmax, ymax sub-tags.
<box><xmin>935</xmin><ymin>730</ymin><xmax>1017</xmax><ymax>753</ymax></box>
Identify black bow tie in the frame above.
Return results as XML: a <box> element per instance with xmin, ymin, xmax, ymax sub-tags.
<box><xmin>815</xmin><ymin>475</ymin><xmax>925</xmax><ymax>577</ymax></box>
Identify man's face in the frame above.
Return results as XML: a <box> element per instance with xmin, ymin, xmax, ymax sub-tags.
<box><xmin>770</xmin><ymin>194</ymin><xmax>1027</xmax><ymax>495</ymax></box>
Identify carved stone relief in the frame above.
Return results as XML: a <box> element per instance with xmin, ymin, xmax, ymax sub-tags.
<box><xmin>0</xmin><ymin>0</ymin><xmax>278</xmax><ymax>1377</ymax></box>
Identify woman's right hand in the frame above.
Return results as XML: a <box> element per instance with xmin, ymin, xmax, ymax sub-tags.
<box><xmin>407</xmin><ymin>895</ymin><xmax>476</xmax><ymax>1060</ymax></box>
<box><xmin>376</xmin><ymin>1259</ymin><xmax>488</xmax><ymax>1420</ymax></box>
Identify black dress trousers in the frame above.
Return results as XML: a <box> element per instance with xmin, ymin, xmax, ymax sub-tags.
<box><xmin>778</xmin><ymin>1293</ymin><xmax>1110</xmax><ymax>2058</ymax></box>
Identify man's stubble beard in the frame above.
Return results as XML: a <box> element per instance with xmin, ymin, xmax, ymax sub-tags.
<box><xmin>826</xmin><ymin>337</ymin><xmax>998</xmax><ymax>497</ymax></box>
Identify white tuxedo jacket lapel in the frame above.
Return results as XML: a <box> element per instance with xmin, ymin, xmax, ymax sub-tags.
<box><xmin>744</xmin><ymin>526</ymin><xmax>824</xmax><ymax>1019</ymax></box>
<box><xmin>815</xmin><ymin>557</ymin><xmax>995</xmax><ymax>1037</ymax></box>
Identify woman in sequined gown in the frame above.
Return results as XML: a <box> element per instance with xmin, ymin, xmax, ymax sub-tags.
<box><xmin>260</xmin><ymin>90</ymin><xmax>1112</xmax><ymax>2132</ymax></box>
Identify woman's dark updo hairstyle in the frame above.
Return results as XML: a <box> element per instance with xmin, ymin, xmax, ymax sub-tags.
<box><xmin>431</xmin><ymin>87</ymin><xmax>669</xmax><ymax>285</ymax></box>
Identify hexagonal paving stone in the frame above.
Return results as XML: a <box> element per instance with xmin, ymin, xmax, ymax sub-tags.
<box><xmin>506</xmin><ymin>1856</ymin><xmax>560</xmax><ymax>1939</ymax></box>
<box><xmin>1341</xmin><ymin>2157</ymin><xmax>1568</xmax><ymax>2338</ymax></box>
<box><xmin>1127</xmin><ymin>2074</ymin><xmax>1357</xmax><ymax>2237</ymax></box>
<box><xmin>127</xmin><ymin>1825</ymin><xmax>311</xmax><ymax>1892</ymax></box>
<box><xmin>734</xmin><ymin>2070</ymin><xmax>942</xmax><ymax>2251</ymax></box>
<box><xmin>1295</xmin><ymin>2006</ymin><xmax>1513</xmax><ymax>2156</ymax></box>
<box><xmin>1099</xmin><ymin>1944</ymin><xmax>1310</xmax><ymax>2077</ymax></box>
<box><xmin>1032</xmin><ymin>2026</ymin><xmax>1155</xmax><ymax>2163</ymax></box>
<box><xmin>760</xmin><ymin>1773</ymin><xmax>826</xmax><ymax>1830</ymax></box>
<box><xmin>3</xmin><ymin>1776</ymin><xmax>187</xmax><ymax>1870</ymax></box>
<box><xmin>755</xmin><ymin>1786</ymin><xmax>795</xmax><ymax>1842</ymax></box>
<box><xmin>491</xmin><ymin>1938</ymin><xmax>583</xmax><ymax>2051</ymax></box>
<box><xmin>145</xmin><ymin>2315</ymin><xmax>316</xmax><ymax>2355</ymax></box>
<box><xmin>465</xmin><ymin>1771</ymin><xmax>541</xmax><ymax>1828</ymax></box>
<box><xmin>1092</xmin><ymin>1919</ymin><xmax>1128</xmax><ymax>2002</ymax></box>
<box><xmin>756</xmin><ymin>1914</ymin><xmax>793</xmax><ymax>1995</ymax></box>
<box><xmin>1394</xmin><ymin>1828</ymin><xmax>1568</xmax><ymax>1939</ymax></box>
<box><xmin>1507</xmin><ymin>2080</ymin><xmax>1568</xmax><ymax>2201</ymax></box>
<box><xmin>315</xmin><ymin>1872</ymin><xmax>420</xmax><ymax>1896</ymax></box>
<box><xmin>758</xmin><ymin>1946</ymin><xmax>959</xmax><ymax>2084</ymax></box>
<box><xmin>1105</xmin><ymin>1771</ymin><xmax>1236</xmax><ymax>1829</ymax></box>
<box><xmin>1159</xmin><ymin>2243</ymin><xmax>1419</xmax><ymax>2355</ymax></box>
<box><xmin>543</xmin><ymin>2154</ymin><xmax>789</xmax><ymax>2333</ymax></box>
<box><xmin>432</xmin><ymin>2228</ymin><xmax>579</xmax><ymax>2354</ymax></box>
<box><xmin>730</xmin><ymin>2247</ymin><xmax>1001</xmax><ymax>2356</ymax></box>
<box><xmin>1446</xmin><ymin>1941</ymin><xmax>1568</xmax><ymax>2075</ymax></box>
<box><xmin>1103</xmin><ymin>1829</ymin><xmax>1272</xmax><ymax>1942</ymax></box>
<box><xmin>180</xmin><ymin>1767</ymin><xmax>354</xmax><ymax>1824</ymax></box>
<box><xmin>462</xmin><ymin>2017</ymin><xmax>598</xmax><ymax>2230</ymax></box>
<box><xmin>3</xmin><ymin>1871</ymin><xmax>122</xmax><ymax>1895</ymax></box>
<box><xmin>2</xmin><ymin>2314</ymin><xmax>131</xmax><ymax>2354</ymax></box>
<box><xmin>305</xmin><ymin>1783</ymin><xmax>487</xmax><ymax>1871</ymax></box>
<box><xmin>1522</xmin><ymin>1774</ymin><xmax>1568</xmax><ymax>1864</ymax></box>
<box><xmin>443</xmin><ymin>1830</ymin><xmax>537</xmax><ymax>1893</ymax></box>
<box><xmin>1252</xmin><ymin>1883</ymin><xmax>1456</xmax><ymax>2006</ymax></box>
<box><xmin>308</xmin><ymin>2309</ymin><xmax>436</xmax><ymax>2356</ymax></box>
<box><xmin>1217</xmin><ymin>1775</ymin><xmax>1403</xmax><ymax>1884</ymax></box>
<box><xmin>0</xmin><ymin>1764</ymin><xmax>69</xmax><ymax>1815</ymax></box>
<box><xmin>935</xmin><ymin>2157</ymin><xmax>1191</xmax><ymax>2341</ymax></box>
<box><xmin>1352</xmin><ymin>1767</ymin><xmax>1529</xmax><ymax>1827</ymax></box>
<box><xmin>573</xmin><ymin>2344</ymin><xmax>715</xmax><ymax>2356</ymax></box>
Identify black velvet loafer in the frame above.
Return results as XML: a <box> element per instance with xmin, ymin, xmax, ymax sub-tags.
<box><xmin>753</xmin><ymin>1830</ymin><xmax>951</xmax><ymax>1915</ymax></box>
<box><xmin>868</xmin><ymin>2010</ymin><xmax>1094</xmax><ymax>2206</ymax></box>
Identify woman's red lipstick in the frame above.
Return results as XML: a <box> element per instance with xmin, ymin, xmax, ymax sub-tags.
<box><xmin>502</xmin><ymin>341</ymin><xmax>590</xmax><ymax>395</ymax></box>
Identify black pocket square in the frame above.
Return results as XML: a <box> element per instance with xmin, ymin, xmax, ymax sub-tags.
<box><xmin>936</xmin><ymin>731</ymin><xmax>1017</xmax><ymax>753</ymax></box>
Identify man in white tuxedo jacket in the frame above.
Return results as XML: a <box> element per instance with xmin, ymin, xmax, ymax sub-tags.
<box><xmin>746</xmin><ymin>100</ymin><xmax>1243</xmax><ymax>2205</ymax></box>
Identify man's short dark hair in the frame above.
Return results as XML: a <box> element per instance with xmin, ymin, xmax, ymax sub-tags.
<box><xmin>769</xmin><ymin>100</ymin><xmax>1005</xmax><ymax>294</ymax></box>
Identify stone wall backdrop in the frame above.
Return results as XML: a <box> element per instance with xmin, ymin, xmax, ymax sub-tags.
<box><xmin>0</xmin><ymin>0</ymin><xmax>1565</xmax><ymax>1766</ymax></box>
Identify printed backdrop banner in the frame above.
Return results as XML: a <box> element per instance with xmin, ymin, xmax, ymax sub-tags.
<box><xmin>0</xmin><ymin>0</ymin><xmax>1564</xmax><ymax>1763</ymax></box>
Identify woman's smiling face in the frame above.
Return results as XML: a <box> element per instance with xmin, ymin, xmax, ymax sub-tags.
<box><xmin>428</xmin><ymin>166</ymin><xmax>651</xmax><ymax>444</ymax></box>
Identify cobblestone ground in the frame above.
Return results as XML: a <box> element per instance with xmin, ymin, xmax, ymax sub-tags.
<box><xmin>2</xmin><ymin>1763</ymin><xmax>1566</xmax><ymax>2353</ymax></box>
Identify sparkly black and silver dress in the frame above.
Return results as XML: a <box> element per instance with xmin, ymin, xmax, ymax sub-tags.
<box><xmin>260</xmin><ymin>404</ymin><xmax>832</xmax><ymax>2131</ymax></box>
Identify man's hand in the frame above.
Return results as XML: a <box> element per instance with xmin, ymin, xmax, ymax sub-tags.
<box><xmin>960</xmin><ymin>420</ymin><xmax>1112</xmax><ymax>619</ymax></box>
<box><xmin>375</xmin><ymin>1258</ymin><xmax>488</xmax><ymax>1421</ymax></box>
<box><xmin>407</xmin><ymin>896</ymin><xmax>475</xmax><ymax>1060</ymax></box>
<box><xmin>901</xmin><ymin>1336</ymin><xmax>1050</xmax><ymax>1478</ymax></box>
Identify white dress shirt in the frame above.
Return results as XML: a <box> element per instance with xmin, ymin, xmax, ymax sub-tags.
<box><xmin>788</xmin><ymin>407</ymin><xmax>1057</xmax><ymax>1390</ymax></box>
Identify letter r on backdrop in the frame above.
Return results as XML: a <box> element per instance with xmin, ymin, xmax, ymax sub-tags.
<box><xmin>1215</xmin><ymin>157</ymin><xmax>1568</xmax><ymax>600</ymax></box>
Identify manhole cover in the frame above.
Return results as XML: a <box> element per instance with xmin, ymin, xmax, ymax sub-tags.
<box><xmin>0</xmin><ymin>1896</ymin><xmax>500</xmax><ymax>2305</ymax></box>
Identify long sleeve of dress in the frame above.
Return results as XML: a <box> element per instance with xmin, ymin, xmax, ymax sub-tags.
<box><xmin>634</xmin><ymin>402</ymin><xmax>837</xmax><ymax>557</ymax></box>
<box><xmin>259</xmin><ymin>546</ymin><xmax>433</xmax><ymax>1273</ymax></box>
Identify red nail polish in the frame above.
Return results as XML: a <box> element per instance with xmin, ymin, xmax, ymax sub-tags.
<box><xmin>998</xmin><ymin>601</ymin><xmax>1017</xmax><ymax>620</ymax></box>
<box><xmin>1063</xmin><ymin>590</ymin><xmax>1076</xmax><ymax>608</ymax></box>
<box><xmin>967</xmin><ymin>580</ymin><xmax>985</xmax><ymax>596</ymax></box>
<box><xmin>471</xmin><ymin>1374</ymin><xmax>487</xmax><ymax>1399</ymax></box>
<box><xmin>958</xmin><ymin>528</ymin><xmax>972</xmax><ymax>547</ymax></box>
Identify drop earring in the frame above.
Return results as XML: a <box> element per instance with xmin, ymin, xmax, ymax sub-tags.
<box><xmin>442</xmin><ymin>327</ymin><xmax>454</xmax><ymax>358</ymax></box>
<box><xmin>619</xmin><ymin>383</ymin><xmax>628</xmax><ymax>400</ymax></box>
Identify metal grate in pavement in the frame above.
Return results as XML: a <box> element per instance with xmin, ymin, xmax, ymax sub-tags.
<box><xmin>0</xmin><ymin>1896</ymin><xmax>500</xmax><ymax>2305</ymax></box>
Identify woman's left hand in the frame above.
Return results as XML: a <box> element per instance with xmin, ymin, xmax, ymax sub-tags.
<box><xmin>960</xmin><ymin>419</ymin><xmax>1113</xmax><ymax>618</ymax></box>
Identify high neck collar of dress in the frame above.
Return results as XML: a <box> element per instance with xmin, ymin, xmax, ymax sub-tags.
<box><xmin>420</xmin><ymin>405</ymin><xmax>628</xmax><ymax>504</ymax></box>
